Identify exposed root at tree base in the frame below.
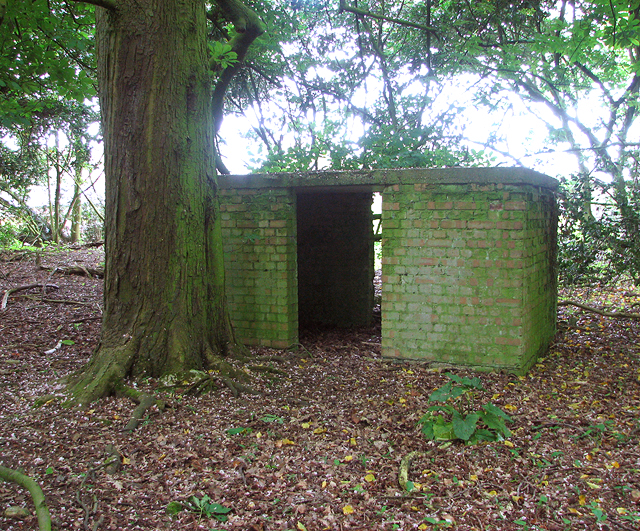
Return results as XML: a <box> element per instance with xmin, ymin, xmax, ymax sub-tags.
<box><xmin>0</xmin><ymin>465</ymin><xmax>52</xmax><ymax>531</ymax></box>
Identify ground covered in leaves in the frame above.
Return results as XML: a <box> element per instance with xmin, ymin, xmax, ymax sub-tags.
<box><xmin>1</xmin><ymin>247</ymin><xmax>639</xmax><ymax>531</ymax></box>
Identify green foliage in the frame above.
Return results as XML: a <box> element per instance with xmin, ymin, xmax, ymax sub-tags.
<box><xmin>186</xmin><ymin>495</ymin><xmax>232</xmax><ymax>521</ymax></box>
<box><xmin>209</xmin><ymin>41</ymin><xmax>238</xmax><ymax>69</ymax></box>
<box><xmin>558</xmin><ymin>174</ymin><xmax>640</xmax><ymax>284</ymax></box>
<box><xmin>417</xmin><ymin>373</ymin><xmax>512</xmax><ymax>444</ymax></box>
<box><xmin>0</xmin><ymin>0</ymin><xmax>95</xmax><ymax>127</ymax></box>
<box><xmin>166</xmin><ymin>496</ymin><xmax>232</xmax><ymax>522</ymax></box>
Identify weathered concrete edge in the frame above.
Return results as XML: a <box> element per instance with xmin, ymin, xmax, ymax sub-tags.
<box><xmin>217</xmin><ymin>168</ymin><xmax>559</xmax><ymax>190</ymax></box>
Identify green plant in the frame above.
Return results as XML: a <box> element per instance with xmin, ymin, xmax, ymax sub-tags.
<box><xmin>588</xmin><ymin>501</ymin><xmax>607</xmax><ymax>523</ymax></box>
<box><xmin>260</xmin><ymin>414</ymin><xmax>284</xmax><ymax>424</ymax></box>
<box><xmin>166</xmin><ymin>495</ymin><xmax>232</xmax><ymax>521</ymax></box>
<box><xmin>417</xmin><ymin>373</ymin><xmax>512</xmax><ymax>444</ymax></box>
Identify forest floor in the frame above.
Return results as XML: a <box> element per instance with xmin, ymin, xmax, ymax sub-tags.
<box><xmin>0</xmin><ymin>247</ymin><xmax>639</xmax><ymax>531</ymax></box>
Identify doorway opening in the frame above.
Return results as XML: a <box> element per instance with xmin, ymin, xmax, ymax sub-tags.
<box><xmin>296</xmin><ymin>189</ymin><xmax>376</xmax><ymax>331</ymax></box>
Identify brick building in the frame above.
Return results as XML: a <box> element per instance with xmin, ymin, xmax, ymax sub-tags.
<box><xmin>218</xmin><ymin>168</ymin><xmax>558</xmax><ymax>374</ymax></box>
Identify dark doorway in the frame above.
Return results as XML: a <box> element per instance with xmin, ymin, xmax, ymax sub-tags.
<box><xmin>296</xmin><ymin>190</ymin><xmax>374</xmax><ymax>329</ymax></box>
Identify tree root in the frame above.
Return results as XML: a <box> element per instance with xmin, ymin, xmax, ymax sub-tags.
<box><xmin>76</xmin><ymin>456</ymin><xmax>120</xmax><ymax>531</ymax></box>
<box><xmin>0</xmin><ymin>465</ymin><xmax>52</xmax><ymax>531</ymax></box>
<box><xmin>558</xmin><ymin>299</ymin><xmax>640</xmax><ymax>320</ymax></box>
<box><xmin>184</xmin><ymin>372</ymin><xmax>260</xmax><ymax>398</ymax></box>
<box><xmin>398</xmin><ymin>450</ymin><xmax>431</xmax><ymax>492</ymax></box>
<box><xmin>1</xmin><ymin>283</ymin><xmax>59</xmax><ymax>311</ymax></box>
<box><xmin>33</xmin><ymin>394</ymin><xmax>66</xmax><ymax>408</ymax></box>
<box><xmin>39</xmin><ymin>264</ymin><xmax>104</xmax><ymax>278</ymax></box>
<box><xmin>247</xmin><ymin>364</ymin><xmax>288</xmax><ymax>376</ymax></box>
<box><xmin>122</xmin><ymin>393</ymin><xmax>159</xmax><ymax>432</ymax></box>
<box><xmin>114</xmin><ymin>386</ymin><xmax>166</xmax><ymax>433</ymax></box>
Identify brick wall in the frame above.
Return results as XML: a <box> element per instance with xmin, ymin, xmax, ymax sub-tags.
<box><xmin>217</xmin><ymin>169</ymin><xmax>558</xmax><ymax>373</ymax></box>
<box><xmin>218</xmin><ymin>187</ymin><xmax>298</xmax><ymax>348</ymax></box>
<box><xmin>380</xmin><ymin>180</ymin><xmax>557</xmax><ymax>373</ymax></box>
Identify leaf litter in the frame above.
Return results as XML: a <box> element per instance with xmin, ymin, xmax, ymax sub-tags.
<box><xmin>1</xmin><ymin>248</ymin><xmax>639</xmax><ymax>530</ymax></box>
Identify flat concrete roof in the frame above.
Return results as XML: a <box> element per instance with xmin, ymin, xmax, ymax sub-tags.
<box><xmin>217</xmin><ymin>168</ymin><xmax>559</xmax><ymax>191</ymax></box>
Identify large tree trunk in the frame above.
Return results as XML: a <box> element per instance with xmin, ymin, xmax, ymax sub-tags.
<box><xmin>69</xmin><ymin>0</ymin><xmax>237</xmax><ymax>404</ymax></box>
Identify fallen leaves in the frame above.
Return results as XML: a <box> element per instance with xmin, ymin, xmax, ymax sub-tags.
<box><xmin>1</xmin><ymin>253</ymin><xmax>640</xmax><ymax>529</ymax></box>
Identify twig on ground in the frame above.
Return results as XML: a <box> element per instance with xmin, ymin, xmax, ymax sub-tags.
<box><xmin>558</xmin><ymin>299</ymin><xmax>640</xmax><ymax>320</ymax></box>
<box><xmin>1</xmin><ymin>283</ymin><xmax>59</xmax><ymax>311</ymax></box>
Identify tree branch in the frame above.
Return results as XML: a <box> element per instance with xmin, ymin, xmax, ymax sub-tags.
<box><xmin>68</xmin><ymin>0</ymin><xmax>117</xmax><ymax>10</ymax></box>
<box><xmin>558</xmin><ymin>300</ymin><xmax>640</xmax><ymax>320</ymax></box>
<box><xmin>211</xmin><ymin>0</ymin><xmax>266</xmax><ymax>135</ymax></box>
<box><xmin>338</xmin><ymin>0</ymin><xmax>437</xmax><ymax>34</ymax></box>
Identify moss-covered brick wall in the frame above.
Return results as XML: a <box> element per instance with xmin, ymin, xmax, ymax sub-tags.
<box><xmin>297</xmin><ymin>191</ymin><xmax>374</xmax><ymax>328</ymax></box>
<box><xmin>218</xmin><ymin>187</ymin><xmax>298</xmax><ymax>348</ymax></box>
<box><xmin>381</xmin><ymin>177</ymin><xmax>557</xmax><ymax>374</ymax></box>
<box><xmin>217</xmin><ymin>168</ymin><xmax>558</xmax><ymax>373</ymax></box>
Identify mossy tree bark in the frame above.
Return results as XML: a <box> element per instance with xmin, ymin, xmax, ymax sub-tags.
<box><xmin>69</xmin><ymin>0</ymin><xmax>241</xmax><ymax>405</ymax></box>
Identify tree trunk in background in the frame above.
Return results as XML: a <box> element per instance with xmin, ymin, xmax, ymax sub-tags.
<box><xmin>71</xmin><ymin>157</ymin><xmax>82</xmax><ymax>243</ymax></box>
<box><xmin>70</xmin><ymin>178</ymin><xmax>81</xmax><ymax>243</ymax></box>
<box><xmin>69</xmin><ymin>0</ymin><xmax>237</xmax><ymax>404</ymax></box>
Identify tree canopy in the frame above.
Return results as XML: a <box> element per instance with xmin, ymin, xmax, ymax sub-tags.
<box><xmin>1</xmin><ymin>1</ymin><xmax>639</xmax><ymax>274</ymax></box>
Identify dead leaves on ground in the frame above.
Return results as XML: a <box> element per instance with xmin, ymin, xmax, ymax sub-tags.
<box><xmin>1</xmin><ymin>252</ymin><xmax>639</xmax><ymax>530</ymax></box>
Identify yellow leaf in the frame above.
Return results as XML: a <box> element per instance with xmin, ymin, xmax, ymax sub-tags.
<box><xmin>579</xmin><ymin>495</ymin><xmax>586</xmax><ymax>506</ymax></box>
<box><xmin>256</xmin><ymin>432</ymin><xmax>262</xmax><ymax>438</ymax></box>
<box><xmin>183</xmin><ymin>429</ymin><xmax>189</xmax><ymax>434</ymax></box>
<box><xmin>469</xmin><ymin>474</ymin><xmax>478</xmax><ymax>482</ymax></box>
<box><xmin>569</xmin><ymin>508</ymin><xmax>582</xmax><ymax>515</ymax></box>
<box><xmin>113</xmin><ymin>415</ymin><xmax>120</xmax><ymax>420</ymax></box>
<box><xmin>344</xmin><ymin>455</ymin><xmax>353</xmax><ymax>462</ymax></box>
<box><xmin>321</xmin><ymin>480</ymin><xmax>327</xmax><ymax>488</ymax></box>
<box><xmin>342</xmin><ymin>505</ymin><xmax>354</xmax><ymax>515</ymax></box>
<box><xmin>301</xmin><ymin>422</ymin><xmax>311</xmax><ymax>429</ymax></box>
<box><xmin>399</xmin><ymin>398</ymin><xmax>407</xmax><ymax>403</ymax></box>
<box><xmin>503</xmin><ymin>440</ymin><xmax>515</xmax><ymax>448</ymax></box>
<box><xmin>364</xmin><ymin>473</ymin><xmax>375</xmax><ymax>482</ymax></box>
<box><xmin>313</xmin><ymin>428</ymin><xmax>327</xmax><ymax>434</ymax></box>
<box><xmin>419</xmin><ymin>524</ymin><xmax>428</xmax><ymax>530</ymax></box>
<box><xmin>487</xmin><ymin>490</ymin><xmax>498</xmax><ymax>497</ymax></box>
<box><xmin>122</xmin><ymin>457</ymin><xmax>130</xmax><ymax>465</ymax></box>
<box><xmin>350</xmin><ymin>437</ymin><xmax>357</xmax><ymax>446</ymax></box>
<box><xmin>586</xmin><ymin>481</ymin><xmax>601</xmax><ymax>489</ymax></box>
<box><xmin>616</xmin><ymin>507</ymin><xmax>628</xmax><ymax>515</ymax></box>
<box><xmin>277</xmin><ymin>438</ymin><xmax>295</xmax><ymax>446</ymax></box>
<box><xmin>297</xmin><ymin>522</ymin><xmax>307</xmax><ymax>531</ymax></box>
<box><xmin>612</xmin><ymin>461</ymin><xmax>620</xmax><ymax>468</ymax></box>
<box><xmin>503</xmin><ymin>404</ymin><xmax>517</xmax><ymax>412</ymax></box>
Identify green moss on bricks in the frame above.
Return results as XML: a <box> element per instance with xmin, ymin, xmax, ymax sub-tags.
<box><xmin>219</xmin><ymin>169</ymin><xmax>557</xmax><ymax>374</ymax></box>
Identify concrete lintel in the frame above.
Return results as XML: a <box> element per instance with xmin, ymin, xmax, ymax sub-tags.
<box><xmin>218</xmin><ymin>168</ymin><xmax>559</xmax><ymax>191</ymax></box>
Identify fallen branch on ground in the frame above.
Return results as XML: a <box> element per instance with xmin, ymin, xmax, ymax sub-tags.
<box><xmin>39</xmin><ymin>265</ymin><xmax>104</xmax><ymax>278</ymax></box>
<box><xmin>1</xmin><ymin>283</ymin><xmax>59</xmax><ymax>311</ymax></box>
<box><xmin>558</xmin><ymin>299</ymin><xmax>640</xmax><ymax>320</ymax></box>
<box><xmin>0</xmin><ymin>465</ymin><xmax>52</xmax><ymax>531</ymax></box>
<box><xmin>398</xmin><ymin>450</ymin><xmax>431</xmax><ymax>492</ymax></box>
<box><xmin>21</xmin><ymin>295</ymin><xmax>97</xmax><ymax>307</ymax></box>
